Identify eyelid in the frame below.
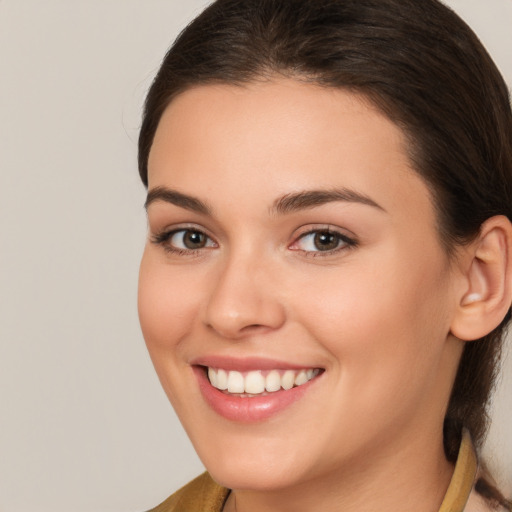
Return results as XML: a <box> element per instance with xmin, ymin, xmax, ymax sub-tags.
<box><xmin>150</xmin><ymin>224</ymin><xmax>218</xmax><ymax>255</ymax></box>
<box><xmin>289</xmin><ymin>225</ymin><xmax>358</xmax><ymax>254</ymax></box>
<box><xmin>150</xmin><ymin>221</ymin><xmax>214</xmax><ymax>240</ymax></box>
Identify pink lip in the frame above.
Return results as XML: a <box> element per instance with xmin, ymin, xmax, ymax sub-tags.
<box><xmin>191</xmin><ymin>355</ymin><xmax>312</xmax><ymax>372</ymax></box>
<box><xmin>192</xmin><ymin>364</ymin><xmax>322</xmax><ymax>423</ymax></box>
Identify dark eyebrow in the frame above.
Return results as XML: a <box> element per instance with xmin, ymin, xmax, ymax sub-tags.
<box><xmin>272</xmin><ymin>188</ymin><xmax>385</xmax><ymax>215</ymax></box>
<box><xmin>145</xmin><ymin>186</ymin><xmax>211</xmax><ymax>215</ymax></box>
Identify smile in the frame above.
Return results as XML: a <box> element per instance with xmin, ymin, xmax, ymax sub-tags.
<box><xmin>194</xmin><ymin>363</ymin><xmax>324</xmax><ymax>422</ymax></box>
<box><xmin>207</xmin><ymin>367</ymin><xmax>321</xmax><ymax>396</ymax></box>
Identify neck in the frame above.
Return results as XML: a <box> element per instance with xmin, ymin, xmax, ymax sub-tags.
<box><xmin>224</xmin><ymin>427</ymin><xmax>454</xmax><ymax>512</ymax></box>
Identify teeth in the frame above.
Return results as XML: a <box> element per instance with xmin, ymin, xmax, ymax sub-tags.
<box><xmin>265</xmin><ymin>370</ymin><xmax>281</xmax><ymax>392</ymax></box>
<box><xmin>281</xmin><ymin>370</ymin><xmax>295</xmax><ymax>390</ymax></box>
<box><xmin>245</xmin><ymin>371</ymin><xmax>266</xmax><ymax>394</ymax></box>
<box><xmin>216</xmin><ymin>369</ymin><xmax>228</xmax><ymax>390</ymax></box>
<box><xmin>227</xmin><ymin>371</ymin><xmax>245</xmax><ymax>393</ymax></box>
<box><xmin>207</xmin><ymin>367</ymin><xmax>320</xmax><ymax>395</ymax></box>
<box><xmin>294</xmin><ymin>370</ymin><xmax>308</xmax><ymax>386</ymax></box>
<box><xmin>208</xmin><ymin>367</ymin><xmax>217</xmax><ymax>387</ymax></box>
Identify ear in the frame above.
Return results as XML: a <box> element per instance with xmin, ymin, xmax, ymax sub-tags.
<box><xmin>450</xmin><ymin>215</ymin><xmax>512</xmax><ymax>341</ymax></box>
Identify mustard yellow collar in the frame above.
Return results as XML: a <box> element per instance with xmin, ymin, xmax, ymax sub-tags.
<box><xmin>438</xmin><ymin>428</ymin><xmax>478</xmax><ymax>512</ymax></box>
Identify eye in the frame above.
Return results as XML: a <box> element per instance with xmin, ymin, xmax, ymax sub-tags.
<box><xmin>171</xmin><ymin>229</ymin><xmax>213</xmax><ymax>250</ymax></box>
<box><xmin>151</xmin><ymin>228</ymin><xmax>216</xmax><ymax>253</ymax></box>
<box><xmin>290</xmin><ymin>229</ymin><xmax>356</xmax><ymax>254</ymax></box>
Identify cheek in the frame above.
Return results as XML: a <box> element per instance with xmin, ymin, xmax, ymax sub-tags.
<box><xmin>292</xmin><ymin>245</ymin><xmax>452</xmax><ymax>376</ymax></box>
<box><xmin>287</xmin><ymin>250</ymin><xmax>454</xmax><ymax>442</ymax></box>
<box><xmin>137</xmin><ymin>251</ymin><xmax>208</xmax><ymax>414</ymax></box>
<box><xmin>138</xmin><ymin>250</ymin><xmax>200</xmax><ymax>354</ymax></box>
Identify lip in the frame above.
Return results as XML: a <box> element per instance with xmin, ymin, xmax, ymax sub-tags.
<box><xmin>192</xmin><ymin>359</ymin><xmax>323</xmax><ymax>423</ymax></box>
<box><xmin>190</xmin><ymin>355</ymin><xmax>312</xmax><ymax>372</ymax></box>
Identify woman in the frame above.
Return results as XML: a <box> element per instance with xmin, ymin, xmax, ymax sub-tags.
<box><xmin>137</xmin><ymin>0</ymin><xmax>512</xmax><ymax>510</ymax></box>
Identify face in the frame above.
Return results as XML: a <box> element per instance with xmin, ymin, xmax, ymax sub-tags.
<box><xmin>139</xmin><ymin>79</ymin><xmax>463</xmax><ymax>492</ymax></box>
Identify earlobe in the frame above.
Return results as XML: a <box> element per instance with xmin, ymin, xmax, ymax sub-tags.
<box><xmin>450</xmin><ymin>215</ymin><xmax>512</xmax><ymax>341</ymax></box>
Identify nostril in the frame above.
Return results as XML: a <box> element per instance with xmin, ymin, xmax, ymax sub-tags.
<box><xmin>239</xmin><ymin>323</ymin><xmax>278</xmax><ymax>336</ymax></box>
<box><xmin>206</xmin><ymin>322</ymin><xmax>269</xmax><ymax>338</ymax></box>
<box><xmin>243</xmin><ymin>324</ymin><xmax>265</xmax><ymax>331</ymax></box>
<box><xmin>203</xmin><ymin>277</ymin><xmax>287</xmax><ymax>337</ymax></box>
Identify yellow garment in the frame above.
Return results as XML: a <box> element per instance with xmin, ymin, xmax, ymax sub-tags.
<box><xmin>147</xmin><ymin>472</ymin><xmax>229</xmax><ymax>512</ymax></box>
<box><xmin>148</xmin><ymin>429</ymin><xmax>477</xmax><ymax>512</ymax></box>
<box><xmin>439</xmin><ymin>428</ymin><xmax>477</xmax><ymax>512</ymax></box>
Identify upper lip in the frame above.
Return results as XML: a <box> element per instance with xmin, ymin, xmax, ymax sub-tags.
<box><xmin>190</xmin><ymin>355</ymin><xmax>322</xmax><ymax>372</ymax></box>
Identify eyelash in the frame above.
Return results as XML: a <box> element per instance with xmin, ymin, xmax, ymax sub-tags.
<box><xmin>151</xmin><ymin>226</ymin><xmax>358</xmax><ymax>257</ymax></box>
<box><xmin>150</xmin><ymin>228</ymin><xmax>217</xmax><ymax>256</ymax></box>
<box><xmin>290</xmin><ymin>228</ymin><xmax>358</xmax><ymax>257</ymax></box>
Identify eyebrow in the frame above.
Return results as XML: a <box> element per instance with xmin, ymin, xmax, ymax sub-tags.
<box><xmin>271</xmin><ymin>188</ymin><xmax>385</xmax><ymax>215</ymax></box>
<box><xmin>144</xmin><ymin>186</ymin><xmax>385</xmax><ymax>216</ymax></box>
<box><xmin>145</xmin><ymin>186</ymin><xmax>211</xmax><ymax>215</ymax></box>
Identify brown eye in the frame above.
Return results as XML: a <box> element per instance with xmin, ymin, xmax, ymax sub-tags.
<box><xmin>313</xmin><ymin>231</ymin><xmax>340</xmax><ymax>251</ymax></box>
<box><xmin>163</xmin><ymin>229</ymin><xmax>216</xmax><ymax>251</ymax></box>
<box><xmin>182</xmin><ymin>230</ymin><xmax>207</xmax><ymax>249</ymax></box>
<box><xmin>291</xmin><ymin>229</ymin><xmax>356</xmax><ymax>254</ymax></box>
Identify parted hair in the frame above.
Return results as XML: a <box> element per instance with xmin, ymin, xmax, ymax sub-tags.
<box><xmin>138</xmin><ymin>0</ymin><xmax>512</xmax><ymax>507</ymax></box>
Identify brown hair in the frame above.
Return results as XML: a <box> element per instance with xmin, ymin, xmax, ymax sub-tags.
<box><xmin>138</xmin><ymin>0</ymin><xmax>512</xmax><ymax>507</ymax></box>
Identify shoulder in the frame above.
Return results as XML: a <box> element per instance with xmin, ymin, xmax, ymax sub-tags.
<box><xmin>146</xmin><ymin>472</ymin><xmax>230</xmax><ymax>512</ymax></box>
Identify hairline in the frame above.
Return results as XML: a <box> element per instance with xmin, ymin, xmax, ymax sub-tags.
<box><xmin>143</xmin><ymin>70</ymin><xmax>461</xmax><ymax>256</ymax></box>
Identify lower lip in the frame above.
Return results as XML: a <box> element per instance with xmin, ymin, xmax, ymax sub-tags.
<box><xmin>194</xmin><ymin>366</ymin><xmax>319</xmax><ymax>423</ymax></box>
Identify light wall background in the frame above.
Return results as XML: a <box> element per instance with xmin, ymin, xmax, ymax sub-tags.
<box><xmin>0</xmin><ymin>1</ymin><xmax>510</xmax><ymax>511</ymax></box>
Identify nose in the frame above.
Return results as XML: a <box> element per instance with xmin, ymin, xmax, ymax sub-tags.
<box><xmin>203</xmin><ymin>251</ymin><xmax>286</xmax><ymax>339</ymax></box>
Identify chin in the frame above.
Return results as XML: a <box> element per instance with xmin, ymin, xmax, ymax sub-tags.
<box><xmin>207</xmin><ymin>459</ymin><xmax>305</xmax><ymax>492</ymax></box>
<box><xmin>191</xmin><ymin>432</ymin><xmax>320</xmax><ymax>492</ymax></box>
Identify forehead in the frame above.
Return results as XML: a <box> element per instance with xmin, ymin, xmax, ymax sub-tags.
<box><xmin>148</xmin><ymin>79</ymin><xmax>434</xmax><ymax>225</ymax></box>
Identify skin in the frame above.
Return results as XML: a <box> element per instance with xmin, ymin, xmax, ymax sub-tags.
<box><xmin>139</xmin><ymin>79</ymin><xmax>468</xmax><ymax>512</ymax></box>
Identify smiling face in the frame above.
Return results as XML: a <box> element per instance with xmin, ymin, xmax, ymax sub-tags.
<box><xmin>138</xmin><ymin>79</ymin><xmax>464</xmax><ymax>493</ymax></box>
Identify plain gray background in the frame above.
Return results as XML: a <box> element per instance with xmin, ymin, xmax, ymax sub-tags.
<box><xmin>0</xmin><ymin>1</ymin><xmax>511</xmax><ymax>511</ymax></box>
